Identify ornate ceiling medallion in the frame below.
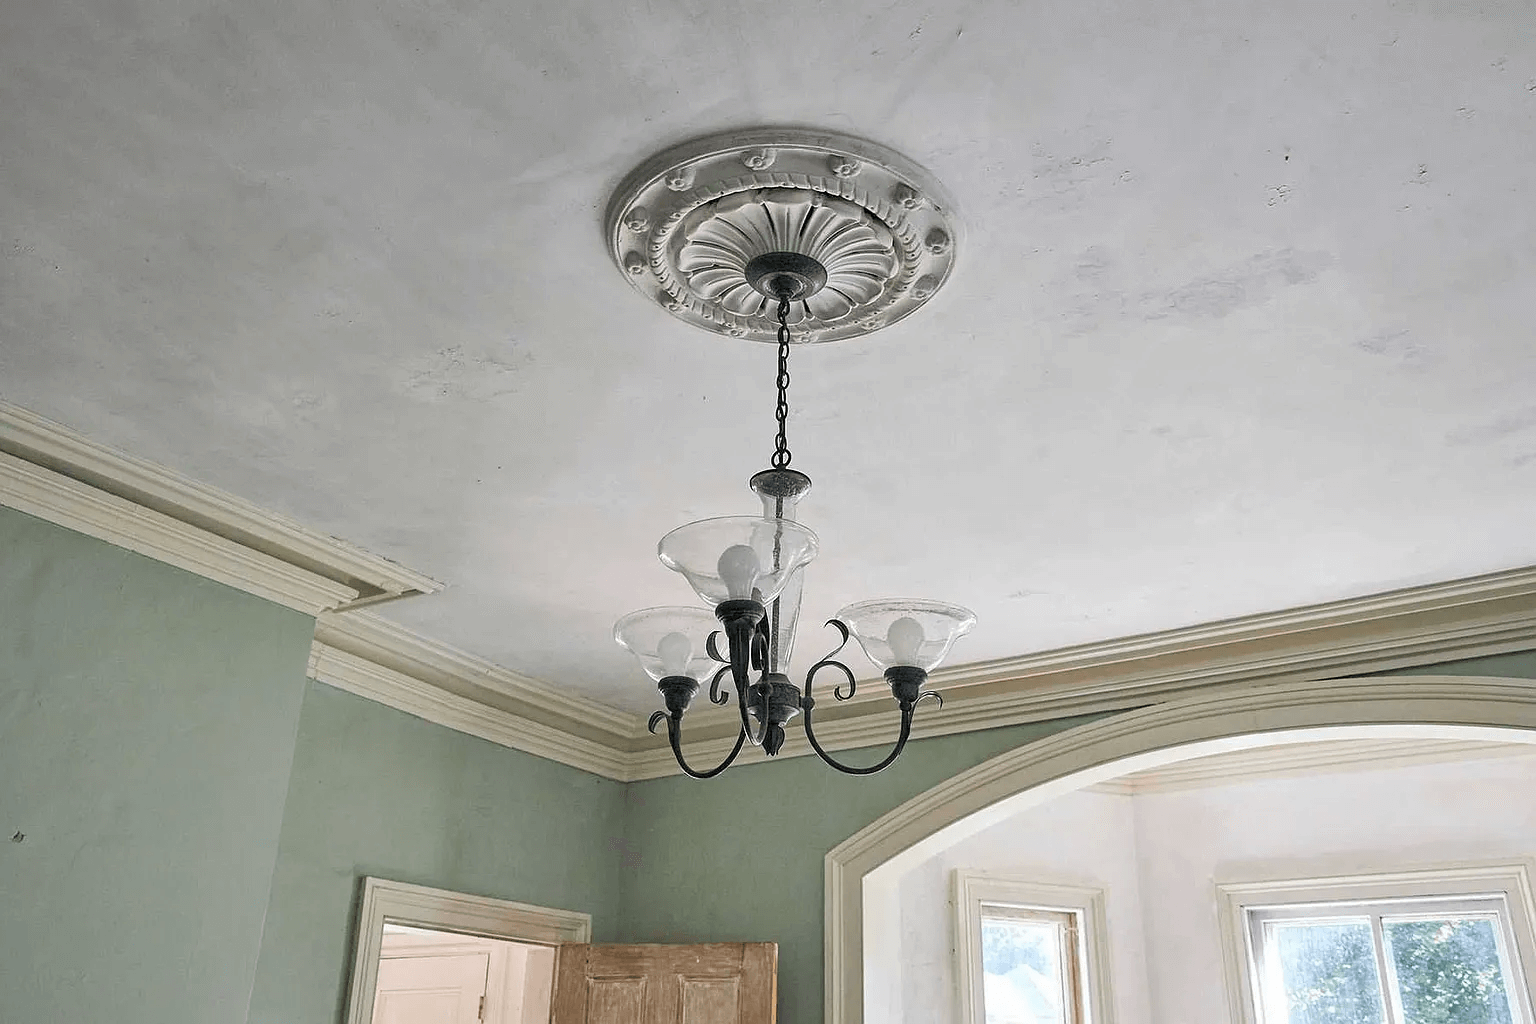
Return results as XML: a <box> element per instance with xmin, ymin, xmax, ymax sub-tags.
<box><xmin>605</xmin><ymin>128</ymin><xmax>960</xmax><ymax>343</ymax></box>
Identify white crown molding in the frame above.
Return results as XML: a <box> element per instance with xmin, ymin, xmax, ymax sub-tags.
<box><xmin>1086</xmin><ymin>736</ymin><xmax>1536</xmax><ymax>795</ymax></box>
<box><xmin>310</xmin><ymin>641</ymin><xmax>634</xmax><ymax>780</ymax></box>
<box><xmin>0</xmin><ymin>448</ymin><xmax>359</xmax><ymax>615</ymax></box>
<box><xmin>0</xmin><ymin>401</ymin><xmax>441</xmax><ymax>605</ymax></box>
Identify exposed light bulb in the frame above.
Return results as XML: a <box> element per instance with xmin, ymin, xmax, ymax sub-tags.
<box><xmin>886</xmin><ymin>616</ymin><xmax>925</xmax><ymax>667</ymax></box>
<box><xmin>717</xmin><ymin>544</ymin><xmax>762</xmax><ymax>601</ymax></box>
<box><xmin>657</xmin><ymin>631</ymin><xmax>693</xmax><ymax>678</ymax></box>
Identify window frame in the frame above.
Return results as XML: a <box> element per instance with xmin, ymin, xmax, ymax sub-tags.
<box><xmin>953</xmin><ymin>871</ymin><xmax>1115</xmax><ymax>1024</ymax></box>
<box><xmin>1217</xmin><ymin>862</ymin><xmax>1536</xmax><ymax>1024</ymax></box>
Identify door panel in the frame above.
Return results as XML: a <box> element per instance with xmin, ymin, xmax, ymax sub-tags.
<box><xmin>551</xmin><ymin>943</ymin><xmax>776</xmax><ymax>1024</ymax></box>
<box><xmin>681</xmin><ymin>977</ymin><xmax>741</xmax><ymax>1022</ymax></box>
<box><xmin>373</xmin><ymin>952</ymin><xmax>490</xmax><ymax>1024</ymax></box>
<box><xmin>589</xmin><ymin>976</ymin><xmax>647</xmax><ymax>1019</ymax></box>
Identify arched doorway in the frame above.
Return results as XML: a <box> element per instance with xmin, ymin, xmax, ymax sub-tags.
<box><xmin>824</xmin><ymin>675</ymin><xmax>1536</xmax><ymax>1024</ymax></box>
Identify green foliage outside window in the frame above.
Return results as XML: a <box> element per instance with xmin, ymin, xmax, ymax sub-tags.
<box><xmin>1271</xmin><ymin>915</ymin><xmax>1514</xmax><ymax>1024</ymax></box>
<box><xmin>1386</xmin><ymin>919</ymin><xmax>1512</xmax><ymax>1024</ymax></box>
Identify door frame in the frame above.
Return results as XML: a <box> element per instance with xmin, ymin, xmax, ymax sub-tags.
<box><xmin>823</xmin><ymin>674</ymin><xmax>1536</xmax><ymax>1024</ymax></box>
<box><xmin>345</xmin><ymin>877</ymin><xmax>591</xmax><ymax>1024</ymax></box>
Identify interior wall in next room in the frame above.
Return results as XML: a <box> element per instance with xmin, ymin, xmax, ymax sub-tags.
<box><xmin>892</xmin><ymin>740</ymin><xmax>1536</xmax><ymax>1024</ymax></box>
<box><xmin>896</xmin><ymin>786</ymin><xmax>1152</xmax><ymax>1024</ymax></box>
<box><xmin>1134</xmin><ymin>747</ymin><xmax>1536</xmax><ymax>1024</ymax></box>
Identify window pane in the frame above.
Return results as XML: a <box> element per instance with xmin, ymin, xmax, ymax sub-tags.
<box><xmin>1269</xmin><ymin>920</ymin><xmax>1386</xmax><ymax>1024</ymax></box>
<box><xmin>981</xmin><ymin>916</ymin><xmax>1067</xmax><ymax>1024</ymax></box>
<box><xmin>1384</xmin><ymin>918</ymin><xmax>1513</xmax><ymax>1024</ymax></box>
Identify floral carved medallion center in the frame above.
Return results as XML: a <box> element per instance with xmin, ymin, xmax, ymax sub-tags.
<box><xmin>605</xmin><ymin>128</ymin><xmax>960</xmax><ymax>344</ymax></box>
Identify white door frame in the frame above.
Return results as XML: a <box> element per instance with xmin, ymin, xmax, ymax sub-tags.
<box><xmin>345</xmin><ymin>877</ymin><xmax>591</xmax><ymax>1024</ymax></box>
<box><xmin>823</xmin><ymin>674</ymin><xmax>1536</xmax><ymax>1024</ymax></box>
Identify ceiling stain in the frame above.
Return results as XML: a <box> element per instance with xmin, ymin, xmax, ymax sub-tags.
<box><xmin>1446</xmin><ymin>407</ymin><xmax>1536</xmax><ymax>447</ymax></box>
<box><xmin>398</xmin><ymin>344</ymin><xmax>531</xmax><ymax>403</ymax></box>
<box><xmin>1053</xmin><ymin>248</ymin><xmax>1334</xmax><ymax>333</ymax></box>
<box><xmin>1356</xmin><ymin>329</ymin><xmax>1424</xmax><ymax>364</ymax></box>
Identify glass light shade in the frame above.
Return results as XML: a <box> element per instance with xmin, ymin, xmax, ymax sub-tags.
<box><xmin>836</xmin><ymin>598</ymin><xmax>977</xmax><ymax>672</ymax></box>
<box><xmin>763</xmin><ymin>565</ymin><xmax>806</xmax><ymax>675</ymax></box>
<box><xmin>658</xmin><ymin>516</ymin><xmax>819</xmax><ymax>607</ymax></box>
<box><xmin>613</xmin><ymin>606</ymin><xmax>722</xmax><ymax>683</ymax></box>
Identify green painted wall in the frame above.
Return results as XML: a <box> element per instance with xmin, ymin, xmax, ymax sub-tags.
<box><xmin>617</xmin><ymin>716</ymin><xmax>1101</xmax><ymax>1024</ymax></box>
<box><xmin>247</xmin><ymin>682</ymin><xmax>626</xmax><ymax>1024</ymax></box>
<box><xmin>0</xmin><ymin>506</ymin><xmax>314</xmax><ymax>1023</ymax></box>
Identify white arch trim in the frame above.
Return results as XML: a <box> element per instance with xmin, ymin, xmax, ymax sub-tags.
<box><xmin>823</xmin><ymin>675</ymin><xmax>1536</xmax><ymax>1024</ymax></box>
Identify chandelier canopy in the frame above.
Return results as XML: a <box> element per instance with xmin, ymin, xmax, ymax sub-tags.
<box><xmin>610</xmin><ymin>129</ymin><xmax>974</xmax><ymax>778</ymax></box>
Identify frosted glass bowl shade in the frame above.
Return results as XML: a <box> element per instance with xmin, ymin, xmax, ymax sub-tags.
<box><xmin>836</xmin><ymin>598</ymin><xmax>977</xmax><ymax>672</ymax></box>
<box><xmin>613</xmin><ymin>606</ymin><xmax>722</xmax><ymax>683</ymax></box>
<box><xmin>658</xmin><ymin>516</ymin><xmax>820</xmax><ymax>607</ymax></box>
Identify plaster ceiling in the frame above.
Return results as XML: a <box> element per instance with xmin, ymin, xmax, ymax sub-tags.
<box><xmin>3</xmin><ymin>0</ymin><xmax>1534</xmax><ymax>714</ymax></box>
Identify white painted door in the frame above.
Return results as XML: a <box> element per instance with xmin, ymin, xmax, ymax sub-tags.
<box><xmin>372</xmin><ymin>952</ymin><xmax>490</xmax><ymax>1024</ymax></box>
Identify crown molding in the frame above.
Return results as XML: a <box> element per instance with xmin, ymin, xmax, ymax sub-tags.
<box><xmin>314</xmin><ymin>610</ymin><xmax>639</xmax><ymax>745</ymax></box>
<box><xmin>0</xmin><ymin>401</ymin><xmax>441</xmax><ymax>606</ymax></box>
<box><xmin>0</xmin><ymin>448</ymin><xmax>360</xmax><ymax>615</ymax></box>
<box><xmin>310</xmin><ymin>641</ymin><xmax>633</xmax><ymax>780</ymax></box>
<box><xmin>1086</xmin><ymin>737</ymin><xmax>1536</xmax><ymax>795</ymax></box>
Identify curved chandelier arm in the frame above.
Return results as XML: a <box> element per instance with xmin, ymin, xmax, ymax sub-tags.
<box><xmin>648</xmin><ymin>713</ymin><xmax>750</xmax><ymax>780</ymax></box>
<box><xmin>805</xmin><ymin>619</ymin><xmax>860</xmax><ymax>702</ymax></box>
<box><xmin>800</xmin><ymin>702</ymin><xmax>914</xmax><ymax>776</ymax></box>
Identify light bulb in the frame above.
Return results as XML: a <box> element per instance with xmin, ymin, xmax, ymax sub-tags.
<box><xmin>717</xmin><ymin>544</ymin><xmax>761</xmax><ymax>601</ymax></box>
<box><xmin>657</xmin><ymin>631</ymin><xmax>693</xmax><ymax>678</ymax></box>
<box><xmin>886</xmin><ymin>616</ymin><xmax>925</xmax><ymax>667</ymax></box>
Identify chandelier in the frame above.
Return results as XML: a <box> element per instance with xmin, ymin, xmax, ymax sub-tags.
<box><xmin>608</xmin><ymin>129</ymin><xmax>975</xmax><ymax>778</ymax></box>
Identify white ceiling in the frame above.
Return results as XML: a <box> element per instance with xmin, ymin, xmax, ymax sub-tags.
<box><xmin>3</xmin><ymin>0</ymin><xmax>1534</xmax><ymax>714</ymax></box>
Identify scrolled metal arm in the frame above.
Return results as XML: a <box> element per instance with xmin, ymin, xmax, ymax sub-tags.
<box><xmin>648</xmin><ymin>712</ymin><xmax>750</xmax><ymax>780</ymax></box>
<box><xmin>707</xmin><ymin>664</ymin><xmax>733</xmax><ymax>706</ymax></box>
<box><xmin>800</xmin><ymin>701</ymin><xmax>914</xmax><ymax>776</ymax></box>
<box><xmin>805</xmin><ymin>619</ymin><xmax>860</xmax><ymax>702</ymax></box>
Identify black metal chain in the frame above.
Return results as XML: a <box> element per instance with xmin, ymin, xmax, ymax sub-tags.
<box><xmin>771</xmin><ymin>292</ymin><xmax>793</xmax><ymax>469</ymax></box>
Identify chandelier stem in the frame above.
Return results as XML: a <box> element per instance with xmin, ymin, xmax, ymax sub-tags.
<box><xmin>771</xmin><ymin>291</ymin><xmax>793</xmax><ymax>469</ymax></box>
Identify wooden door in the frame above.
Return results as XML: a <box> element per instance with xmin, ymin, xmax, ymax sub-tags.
<box><xmin>550</xmin><ymin>943</ymin><xmax>776</xmax><ymax>1024</ymax></box>
<box><xmin>372</xmin><ymin>952</ymin><xmax>490</xmax><ymax>1024</ymax></box>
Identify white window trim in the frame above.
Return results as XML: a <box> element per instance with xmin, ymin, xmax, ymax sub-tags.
<box><xmin>1216</xmin><ymin>861</ymin><xmax>1536</xmax><ymax>1024</ymax></box>
<box><xmin>343</xmin><ymin>877</ymin><xmax>591</xmax><ymax>1024</ymax></box>
<box><xmin>953</xmin><ymin>870</ymin><xmax>1115</xmax><ymax>1024</ymax></box>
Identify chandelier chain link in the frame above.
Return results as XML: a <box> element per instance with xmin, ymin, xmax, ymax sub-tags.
<box><xmin>771</xmin><ymin>293</ymin><xmax>793</xmax><ymax>469</ymax></box>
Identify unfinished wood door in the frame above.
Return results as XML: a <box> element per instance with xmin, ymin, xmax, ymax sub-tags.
<box><xmin>550</xmin><ymin>943</ymin><xmax>776</xmax><ymax>1024</ymax></box>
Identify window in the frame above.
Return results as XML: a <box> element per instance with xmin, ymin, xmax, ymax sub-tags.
<box><xmin>980</xmin><ymin>905</ymin><xmax>1084</xmax><ymax>1024</ymax></box>
<box><xmin>1219</xmin><ymin>865</ymin><xmax>1536</xmax><ymax>1024</ymax></box>
<box><xmin>954</xmin><ymin>872</ymin><xmax>1113</xmax><ymax>1024</ymax></box>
